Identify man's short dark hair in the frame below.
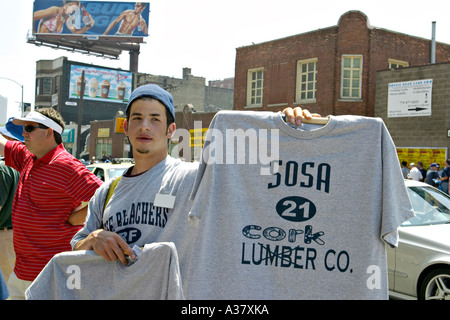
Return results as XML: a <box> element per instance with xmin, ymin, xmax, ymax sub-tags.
<box><xmin>36</xmin><ymin>108</ymin><xmax>65</xmax><ymax>144</ymax></box>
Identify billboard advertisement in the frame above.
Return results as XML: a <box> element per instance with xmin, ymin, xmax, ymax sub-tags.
<box><xmin>33</xmin><ymin>1</ymin><xmax>149</xmax><ymax>37</ymax></box>
<box><xmin>69</xmin><ymin>65</ymin><xmax>133</xmax><ymax>103</ymax></box>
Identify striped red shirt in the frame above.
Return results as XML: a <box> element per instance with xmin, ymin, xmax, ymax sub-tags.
<box><xmin>5</xmin><ymin>141</ymin><xmax>103</xmax><ymax>281</ymax></box>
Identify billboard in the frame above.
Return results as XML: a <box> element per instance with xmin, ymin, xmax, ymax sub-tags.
<box><xmin>33</xmin><ymin>1</ymin><xmax>149</xmax><ymax>37</ymax></box>
<box><xmin>69</xmin><ymin>65</ymin><xmax>133</xmax><ymax>103</ymax></box>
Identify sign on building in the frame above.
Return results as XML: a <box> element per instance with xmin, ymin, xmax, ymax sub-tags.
<box><xmin>62</xmin><ymin>128</ymin><xmax>75</xmax><ymax>143</ymax></box>
<box><xmin>115</xmin><ymin>117</ymin><xmax>126</xmax><ymax>134</ymax></box>
<box><xmin>387</xmin><ymin>79</ymin><xmax>433</xmax><ymax>117</ymax></box>
<box><xmin>189</xmin><ymin>127</ymin><xmax>208</xmax><ymax>147</ymax></box>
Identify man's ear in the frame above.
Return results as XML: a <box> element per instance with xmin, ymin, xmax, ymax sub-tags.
<box><xmin>166</xmin><ymin>123</ymin><xmax>176</xmax><ymax>139</ymax></box>
<box><xmin>124</xmin><ymin>119</ymin><xmax>129</xmax><ymax>135</ymax></box>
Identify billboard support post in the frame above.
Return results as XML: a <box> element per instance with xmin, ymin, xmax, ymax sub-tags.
<box><xmin>130</xmin><ymin>46</ymin><xmax>140</xmax><ymax>72</ymax></box>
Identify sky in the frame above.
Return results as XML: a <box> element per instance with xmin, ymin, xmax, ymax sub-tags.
<box><xmin>1</xmin><ymin>0</ymin><xmax>450</xmax><ymax>121</ymax></box>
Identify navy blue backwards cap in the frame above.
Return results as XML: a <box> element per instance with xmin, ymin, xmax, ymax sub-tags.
<box><xmin>126</xmin><ymin>84</ymin><xmax>175</xmax><ymax>120</ymax></box>
<box><xmin>0</xmin><ymin>117</ymin><xmax>24</xmax><ymax>142</ymax></box>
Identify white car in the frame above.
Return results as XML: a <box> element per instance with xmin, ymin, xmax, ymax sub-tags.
<box><xmin>387</xmin><ymin>179</ymin><xmax>450</xmax><ymax>300</ymax></box>
<box><xmin>86</xmin><ymin>162</ymin><xmax>133</xmax><ymax>182</ymax></box>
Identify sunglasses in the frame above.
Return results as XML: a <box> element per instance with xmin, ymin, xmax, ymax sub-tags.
<box><xmin>24</xmin><ymin>124</ymin><xmax>49</xmax><ymax>133</ymax></box>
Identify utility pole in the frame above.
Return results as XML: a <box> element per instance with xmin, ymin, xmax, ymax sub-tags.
<box><xmin>76</xmin><ymin>71</ymin><xmax>85</xmax><ymax>159</ymax></box>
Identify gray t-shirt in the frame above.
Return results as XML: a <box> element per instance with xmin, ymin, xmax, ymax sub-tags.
<box><xmin>71</xmin><ymin>156</ymin><xmax>198</xmax><ymax>294</ymax></box>
<box><xmin>25</xmin><ymin>242</ymin><xmax>184</xmax><ymax>300</ymax></box>
<box><xmin>187</xmin><ymin>111</ymin><xmax>414</xmax><ymax>300</ymax></box>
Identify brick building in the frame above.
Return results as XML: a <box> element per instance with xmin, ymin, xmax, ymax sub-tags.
<box><xmin>233</xmin><ymin>10</ymin><xmax>450</xmax><ymax>117</ymax></box>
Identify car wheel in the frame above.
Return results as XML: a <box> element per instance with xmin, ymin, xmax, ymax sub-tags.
<box><xmin>419</xmin><ymin>267</ymin><xmax>450</xmax><ymax>300</ymax></box>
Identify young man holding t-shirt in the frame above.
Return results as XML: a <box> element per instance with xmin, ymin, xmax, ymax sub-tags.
<box><xmin>71</xmin><ymin>84</ymin><xmax>314</xmax><ymax>296</ymax></box>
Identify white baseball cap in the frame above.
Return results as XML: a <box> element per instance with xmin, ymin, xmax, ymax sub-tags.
<box><xmin>13</xmin><ymin>111</ymin><xmax>63</xmax><ymax>134</ymax></box>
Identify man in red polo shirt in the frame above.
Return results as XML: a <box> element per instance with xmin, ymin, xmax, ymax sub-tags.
<box><xmin>0</xmin><ymin>108</ymin><xmax>102</xmax><ymax>299</ymax></box>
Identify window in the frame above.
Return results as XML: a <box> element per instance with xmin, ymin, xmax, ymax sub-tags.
<box><xmin>246</xmin><ymin>68</ymin><xmax>264</xmax><ymax>107</ymax></box>
<box><xmin>341</xmin><ymin>55</ymin><xmax>362</xmax><ymax>99</ymax></box>
<box><xmin>123</xmin><ymin>136</ymin><xmax>130</xmax><ymax>158</ymax></box>
<box><xmin>388</xmin><ymin>59</ymin><xmax>409</xmax><ymax>69</ymax></box>
<box><xmin>54</xmin><ymin>75</ymin><xmax>60</xmax><ymax>94</ymax></box>
<box><xmin>93</xmin><ymin>168</ymin><xmax>105</xmax><ymax>181</ymax></box>
<box><xmin>36</xmin><ymin>78</ymin><xmax>40</xmax><ymax>96</ymax></box>
<box><xmin>296</xmin><ymin>58</ymin><xmax>317</xmax><ymax>102</ymax></box>
<box><xmin>96</xmin><ymin>137</ymin><xmax>112</xmax><ymax>159</ymax></box>
<box><xmin>42</xmin><ymin>77</ymin><xmax>52</xmax><ymax>95</ymax></box>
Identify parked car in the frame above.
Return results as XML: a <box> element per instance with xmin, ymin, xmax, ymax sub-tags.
<box><xmin>387</xmin><ymin>179</ymin><xmax>450</xmax><ymax>300</ymax></box>
<box><xmin>86</xmin><ymin>162</ymin><xmax>133</xmax><ymax>182</ymax></box>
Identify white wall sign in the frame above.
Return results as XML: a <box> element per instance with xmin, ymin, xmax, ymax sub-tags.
<box><xmin>387</xmin><ymin>79</ymin><xmax>432</xmax><ymax>117</ymax></box>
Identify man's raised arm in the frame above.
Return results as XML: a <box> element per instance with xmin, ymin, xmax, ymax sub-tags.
<box><xmin>0</xmin><ymin>135</ymin><xmax>8</xmax><ymax>156</ymax></box>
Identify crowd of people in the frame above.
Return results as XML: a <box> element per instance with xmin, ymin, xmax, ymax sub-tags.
<box><xmin>401</xmin><ymin>160</ymin><xmax>450</xmax><ymax>194</ymax></box>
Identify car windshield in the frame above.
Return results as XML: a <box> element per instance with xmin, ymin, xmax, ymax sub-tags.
<box><xmin>402</xmin><ymin>186</ymin><xmax>450</xmax><ymax>226</ymax></box>
<box><xmin>107</xmin><ymin>167</ymin><xmax>129</xmax><ymax>180</ymax></box>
